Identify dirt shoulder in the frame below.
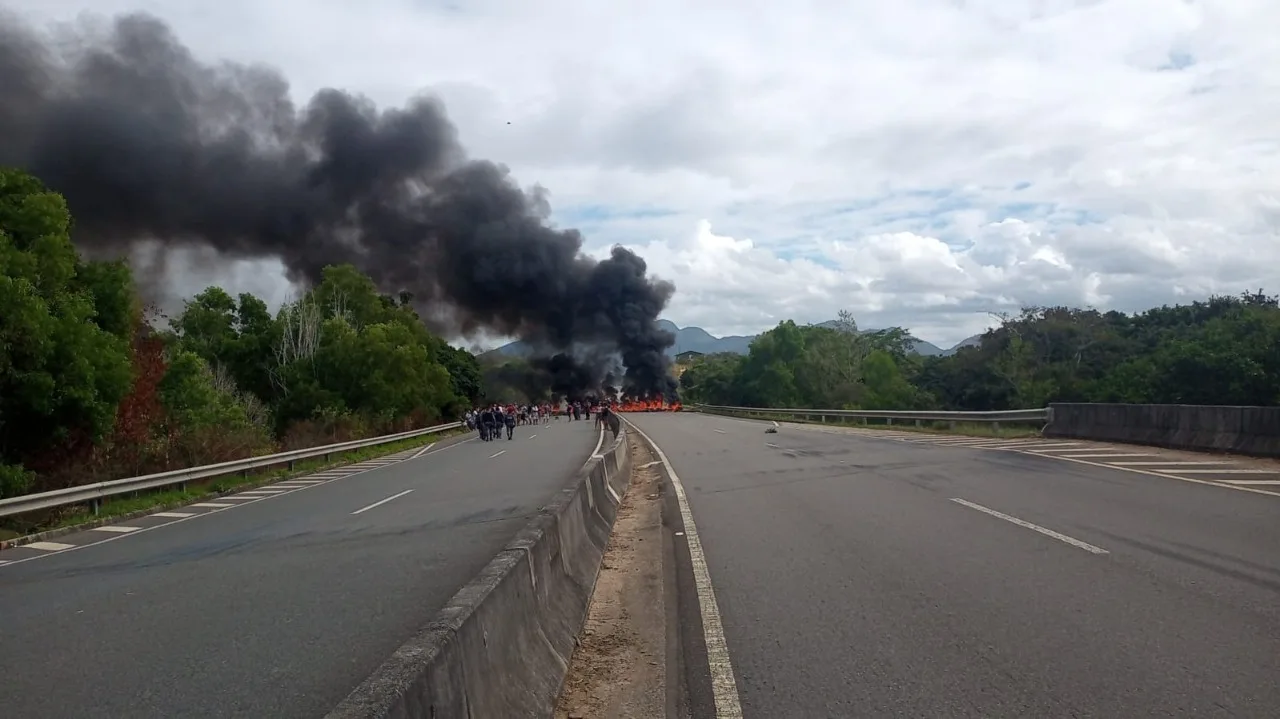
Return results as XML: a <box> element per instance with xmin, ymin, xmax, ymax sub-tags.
<box><xmin>554</xmin><ymin>435</ymin><xmax>666</xmax><ymax>719</ymax></box>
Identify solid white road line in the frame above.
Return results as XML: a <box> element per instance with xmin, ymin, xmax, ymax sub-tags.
<box><xmin>1021</xmin><ymin>452</ymin><xmax>1280</xmax><ymax>498</ymax></box>
<box><xmin>26</xmin><ymin>541</ymin><xmax>75</xmax><ymax>551</ymax></box>
<box><xmin>1222</xmin><ymin>479</ymin><xmax>1280</xmax><ymax>485</ymax></box>
<box><xmin>91</xmin><ymin>526</ymin><xmax>140</xmax><ymax>533</ymax></box>
<box><xmin>593</xmin><ymin>426</ymin><xmax>605</xmax><ymax>455</ymax></box>
<box><xmin>950</xmin><ymin>498</ymin><xmax>1109</xmax><ymax>554</ymax></box>
<box><xmin>1049</xmin><ymin>453</ymin><xmax>1156</xmax><ymax>459</ymax></box>
<box><xmin>351</xmin><ymin>489</ymin><xmax>414</xmax><ymax>515</ymax></box>
<box><xmin>1111</xmin><ymin>461</ymin><xmax>1233</xmax><ymax>467</ymax></box>
<box><xmin>622</xmin><ymin>418</ymin><xmax>745</xmax><ymax>719</ymax></box>
<box><xmin>410</xmin><ymin>442</ymin><xmax>436</xmax><ymax>460</ymax></box>
<box><xmin>489</xmin><ymin>450</ymin><xmax>506</xmax><ymax>459</ymax></box>
<box><xmin>1170</xmin><ymin>469</ymin><xmax>1278</xmax><ymax>474</ymax></box>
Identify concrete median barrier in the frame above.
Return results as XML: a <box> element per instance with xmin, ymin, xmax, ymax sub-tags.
<box><xmin>325</xmin><ymin>427</ymin><xmax>632</xmax><ymax>719</ymax></box>
<box><xmin>1046</xmin><ymin>403</ymin><xmax>1280</xmax><ymax>457</ymax></box>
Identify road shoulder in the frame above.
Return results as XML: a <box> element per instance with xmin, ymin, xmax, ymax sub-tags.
<box><xmin>555</xmin><ymin>435</ymin><xmax>667</xmax><ymax>718</ymax></box>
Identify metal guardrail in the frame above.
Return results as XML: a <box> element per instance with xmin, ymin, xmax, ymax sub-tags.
<box><xmin>691</xmin><ymin>404</ymin><xmax>1050</xmax><ymax>423</ymax></box>
<box><xmin>0</xmin><ymin>421</ymin><xmax>462</xmax><ymax>519</ymax></box>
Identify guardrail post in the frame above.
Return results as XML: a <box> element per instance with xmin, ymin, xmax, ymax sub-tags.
<box><xmin>887</xmin><ymin>418</ymin><xmax>893</xmax><ymax>426</ymax></box>
<box><xmin>821</xmin><ymin>415</ymin><xmax>826</xmax><ymax>423</ymax></box>
<box><xmin>992</xmin><ymin>421</ymin><xmax>1001</xmax><ymax>433</ymax></box>
<box><xmin>91</xmin><ymin>498</ymin><xmax>100</xmax><ymax>516</ymax></box>
<box><xmin>915</xmin><ymin>419</ymin><xmax>922</xmax><ymax>427</ymax></box>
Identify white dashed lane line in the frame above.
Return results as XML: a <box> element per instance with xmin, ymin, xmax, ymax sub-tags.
<box><xmin>0</xmin><ymin>443</ymin><xmax>442</xmax><ymax>568</ymax></box>
<box><xmin>351</xmin><ymin>489</ymin><xmax>414</xmax><ymax>515</ymax></box>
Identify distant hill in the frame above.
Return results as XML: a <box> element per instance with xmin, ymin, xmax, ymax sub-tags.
<box><xmin>486</xmin><ymin>320</ymin><xmax>982</xmax><ymax>359</ymax></box>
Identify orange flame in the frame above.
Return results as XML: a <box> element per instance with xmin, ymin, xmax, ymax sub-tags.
<box><xmin>615</xmin><ymin>399</ymin><xmax>682</xmax><ymax>412</ymax></box>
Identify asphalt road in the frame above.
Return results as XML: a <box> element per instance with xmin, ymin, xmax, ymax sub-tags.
<box><xmin>0</xmin><ymin>419</ymin><xmax>601</xmax><ymax>719</ymax></box>
<box><xmin>627</xmin><ymin>412</ymin><xmax>1280</xmax><ymax>718</ymax></box>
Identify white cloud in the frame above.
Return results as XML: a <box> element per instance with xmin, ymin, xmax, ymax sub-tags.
<box><xmin>7</xmin><ymin>0</ymin><xmax>1280</xmax><ymax>347</ymax></box>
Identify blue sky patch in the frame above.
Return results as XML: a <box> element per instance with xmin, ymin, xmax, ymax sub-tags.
<box><xmin>1158</xmin><ymin>51</ymin><xmax>1196</xmax><ymax>72</ymax></box>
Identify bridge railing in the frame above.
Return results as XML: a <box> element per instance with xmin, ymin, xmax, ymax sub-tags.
<box><xmin>0</xmin><ymin>421</ymin><xmax>462</xmax><ymax>519</ymax></box>
<box><xmin>689</xmin><ymin>404</ymin><xmax>1049</xmax><ymax>427</ymax></box>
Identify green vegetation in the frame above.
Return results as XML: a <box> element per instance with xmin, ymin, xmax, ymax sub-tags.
<box><xmin>680</xmin><ymin>298</ymin><xmax>1280</xmax><ymax>412</ymax></box>
<box><xmin>0</xmin><ymin>167</ymin><xmax>482</xmax><ymax>517</ymax></box>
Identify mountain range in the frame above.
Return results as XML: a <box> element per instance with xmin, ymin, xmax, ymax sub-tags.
<box><xmin>486</xmin><ymin>320</ymin><xmax>981</xmax><ymax>359</ymax></box>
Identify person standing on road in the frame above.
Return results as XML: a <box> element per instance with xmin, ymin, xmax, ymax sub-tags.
<box><xmin>483</xmin><ymin>406</ymin><xmax>498</xmax><ymax>441</ymax></box>
<box><xmin>504</xmin><ymin>406</ymin><xmax>517</xmax><ymax>440</ymax></box>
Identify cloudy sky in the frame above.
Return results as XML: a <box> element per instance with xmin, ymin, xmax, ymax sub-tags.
<box><xmin>7</xmin><ymin>0</ymin><xmax>1279</xmax><ymax>348</ymax></box>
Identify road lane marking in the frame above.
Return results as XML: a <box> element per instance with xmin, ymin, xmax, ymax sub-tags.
<box><xmin>91</xmin><ymin>525</ymin><xmax>140</xmax><ymax>533</ymax></box>
<box><xmin>1111</xmin><ymin>461</ymin><xmax>1234</xmax><ymax>467</ymax></box>
<box><xmin>0</xmin><ymin>447</ymin><xmax>447</xmax><ymax>569</ymax></box>
<box><xmin>622</xmin><ymin>418</ymin><xmax>745</xmax><ymax>718</ymax></box>
<box><xmin>410</xmin><ymin>442</ymin><xmax>436</xmax><ymax>459</ymax></box>
<box><xmin>26</xmin><ymin>541</ymin><xmax>75</xmax><ymax>551</ymax></box>
<box><xmin>489</xmin><ymin>450</ymin><xmax>506</xmax><ymax>459</ymax></box>
<box><xmin>949</xmin><ymin>498</ymin><xmax>1109</xmax><ymax>555</ymax></box>
<box><xmin>529</xmin><ymin>434</ymin><xmax>537</xmax><ymax>439</ymax></box>
<box><xmin>1223</xmin><ymin>479</ymin><xmax>1280</xmax><ymax>485</ymax></box>
<box><xmin>351</xmin><ymin>489</ymin><xmax>414</xmax><ymax>515</ymax></box>
<box><xmin>714</xmin><ymin>429</ymin><xmax>726</xmax><ymax>434</ymax></box>
<box><xmin>591</xmin><ymin>426</ymin><xmax>605</xmax><ymax>458</ymax></box>
<box><xmin>1167</xmin><ymin>469</ymin><xmax>1278</xmax><ymax>474</ymax></box>
<box><xmin>238</xmin><ymin>489</ymin><xmax>286</xmax><ymax>494</ymax></box>
<box><xmin>278</xmin><ymin>480</ymin><xmax>323</xmax><ymax>484</ymax></box>
<box><xmin>1016</xmin><ymin>452</ymin><xmax>1280</xmax><ymax>498</ymax></box>
<box><xmin>1034</xmin><ymin>450</ymin><xmax>1157</xmax><ymax>455</ymax></box>
<box><xmin>765</xmin><ymin>442</ymin><xmax>779</xmax><ymax>448</ymax></box>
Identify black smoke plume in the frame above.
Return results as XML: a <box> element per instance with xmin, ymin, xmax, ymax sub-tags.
<box><xmin>0</xmin><ymin>11</ymin><xmax>678</xmax><ymax>399</ymax></box>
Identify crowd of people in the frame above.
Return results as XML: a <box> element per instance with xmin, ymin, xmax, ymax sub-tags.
<box><xmin>463</xmin><ymin>400</ymin><xmax>615</xmax><ymax>442</ymax></box>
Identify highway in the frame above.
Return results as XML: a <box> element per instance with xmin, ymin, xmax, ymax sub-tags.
<box><xmin>0</xmin><ymin>419</ymin><xmax>601</xmax><ymax>719</ymax></box>
<box><xmin>626</xmin><ymin>412</ymin><xmax>1280</xmax><ymax>718</ymax></box>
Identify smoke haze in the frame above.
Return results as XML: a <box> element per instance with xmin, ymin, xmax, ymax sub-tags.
<box><xmin>0</xmin><ymin>10</ymin><xmax>678</xmax><ymax>398</ymax></box>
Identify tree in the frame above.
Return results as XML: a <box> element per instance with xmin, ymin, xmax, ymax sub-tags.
<box><xmin>0</xmin><ymin>168</ymin><xmax>134</xmax><ymax>493</ymax></box>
